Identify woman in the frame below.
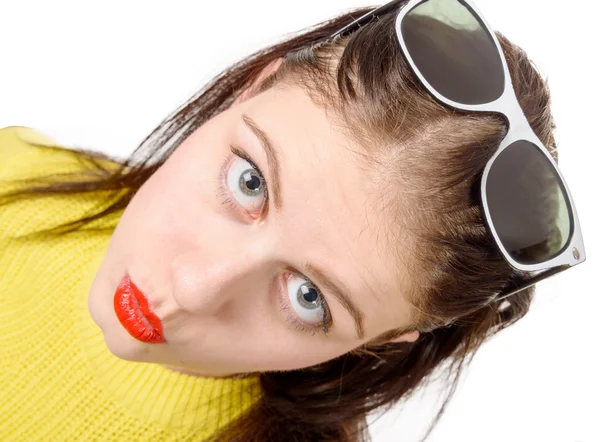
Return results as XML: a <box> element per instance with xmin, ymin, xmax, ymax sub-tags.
<box><xmin>0</xmin><ymin>0</ymin><xmax>586</xmax><ymax>441</ymax></box>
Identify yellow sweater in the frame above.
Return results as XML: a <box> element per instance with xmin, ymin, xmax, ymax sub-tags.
<box><xmin>0</xmin><ymin>127</ymin><xmax>261</xmax><ymax>441</ymax></box>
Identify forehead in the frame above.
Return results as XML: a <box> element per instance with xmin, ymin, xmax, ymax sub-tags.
<box><xmin>234</xmin><ymin>84</ymin><xmax>415</xmax><ymax>337</ymax></box>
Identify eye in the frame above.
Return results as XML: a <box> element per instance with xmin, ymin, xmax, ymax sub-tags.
<box><xmin>220</xmin><ymin>145</ymin><xmax>332</xmax><ymax>334</ymax></box>
<box><xmin>224</xmin><ymin>150</ymin><xmax>267</xmax><ymax>214</ymax></box>
<box><xmin>286</xmin><ymin>272</ymin><xmax>327</xmax><ymax>325</ymax></box>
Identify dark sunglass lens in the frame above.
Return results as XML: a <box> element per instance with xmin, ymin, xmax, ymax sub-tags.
<box><xmin>401</xmin><ymin>0</ymin><xmax>505</xmax><ymax>104</ymax></box>
<box><xmin>486</xmin><ymin>140</ymin><xmax>572</xmax><ymax>264</ymax></box>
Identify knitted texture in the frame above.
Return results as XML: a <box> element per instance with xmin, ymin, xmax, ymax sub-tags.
<box><xmin>0</xmin><ymin>127</ymin><xmax>262</xmax><ymax>442</ymax></box>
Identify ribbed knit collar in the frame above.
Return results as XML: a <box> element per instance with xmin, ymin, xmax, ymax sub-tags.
<box><xmin>73</xmin><ymin>236</ymin><xmax>261</xmax><ymax>436</ymax></box>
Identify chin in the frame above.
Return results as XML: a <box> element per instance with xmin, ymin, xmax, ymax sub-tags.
<box><xmin>172</xmin><ymin>365</ymin><xmax>242</xmax><ymax>378</ymax></box>
<box><xmin>103</xmin><ymin>331</ymin><xmax>152</xmax><ymax>362</ymax></box>
<box><xmin>164</xmin><ymin>365</ymin><xmax>215</xmax><ymax>377</ymax></box>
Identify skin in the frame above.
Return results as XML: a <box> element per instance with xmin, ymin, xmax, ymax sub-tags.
<box><xmin>88</xmin><ymin>58</ymin><xmax>420</xmax><ymax>378</ymax></box>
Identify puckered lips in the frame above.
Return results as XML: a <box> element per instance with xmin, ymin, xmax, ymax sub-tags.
<box><xmin>114</xmin><ymin>274</ymin><xmax>166</xmax><ymax>344</ymax></box>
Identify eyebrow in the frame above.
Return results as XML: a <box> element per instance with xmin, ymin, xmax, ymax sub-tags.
<box><xmin>242</xmin><ymin>113</ymin><xmax>366</xmax><ymax>340</ymax></box>
<box><xmin>304</xmin><ymin>261</ymin><xmax>366</xmax><ymax>340</ymax></box>
<box><xmin>242</xmin><ymin>113</ymin><xmax>283</xmax><ymax>211</ymax></box>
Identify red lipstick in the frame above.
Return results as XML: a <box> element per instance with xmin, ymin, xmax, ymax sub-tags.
<box><xmin>114</xmin><ymin>274</ymin><xmax>166</xmax><ymax>344</ymax></box>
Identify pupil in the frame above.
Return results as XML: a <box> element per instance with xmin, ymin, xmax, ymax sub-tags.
<box><xmin>246</xmin><ymin>175</ymin><xmax>261</xmax><ymax>190</ymax></box>
<box><xmin>241</xmin><ymin>170</ymin><xmax>262</xmax><ymax>195</ymax></box>
<box><xmin>302</xmin><ymin>286</ymin><xmax>318</xmax><ymax>303</ymax></box>
<box><xmin>298</xmin><ymin>284</ymin><xmax>321</xmax><ymax>310</ymax></box>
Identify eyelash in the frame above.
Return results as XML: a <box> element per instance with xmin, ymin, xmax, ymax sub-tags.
<box><xmin>217</xmin><ymin>144</ymin><xmax>332</xmax><ymax>336</ymax></box>
<box><xmin>280</xmin><ymin>269</ymin><xmax>332</xmax><ymax>336</ymax></box>
<box><xmin>217</xmin><ymin>145</ymin><xmax>267</xmax><ymax>219</ymax></box>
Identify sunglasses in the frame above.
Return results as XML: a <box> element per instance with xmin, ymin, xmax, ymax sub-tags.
<box><xmin>328</xmin><ymin>0</ymin><xmax>586</xmax><ymax>302</ymax></box>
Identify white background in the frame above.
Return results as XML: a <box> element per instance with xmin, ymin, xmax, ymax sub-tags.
<box><xmin>0</xmin><ymin>1</ymin><xmax>598</xmax><ymax>441</ymax></box>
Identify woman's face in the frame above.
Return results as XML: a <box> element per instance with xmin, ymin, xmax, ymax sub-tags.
<box><xmin>88</xmin><ymin>76</ymin><xmax>419</xmax><ymax>377</ymax></box>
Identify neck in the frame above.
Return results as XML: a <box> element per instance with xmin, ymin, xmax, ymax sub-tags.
<box><xmin>163</xmin><ymin>365</ymin><xmax>255</xmax><ymax>380</ymax></box>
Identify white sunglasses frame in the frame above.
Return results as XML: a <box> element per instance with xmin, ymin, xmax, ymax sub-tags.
<box><xmin>329</xmin><ymin>0</ymin><xmax>586</xmax><ymax>301</ymax></box>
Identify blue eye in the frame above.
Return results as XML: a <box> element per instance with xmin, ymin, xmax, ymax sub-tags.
<box><xmin>279</xmin><ymin>271</ymin><xmax>332</xmax><ymax>335</ymax></box>
<box><xmin>218</xmin><ymin>144</ymin><xmax>269</xmax><ymax>217</ymax></box>
<box><xmin>217</xmin><ymin>145</ymin><xmax>332</xmax><ymax>335</ymax></box>
<box><xmin>287</xmin><ymin>272</ymin><xmax>326</xmax><ymax>324</ymax></box>
<box><xmin>226</xmin><ymin>155</ymin><xmax>266</xmax><ymax>212</ymax></box>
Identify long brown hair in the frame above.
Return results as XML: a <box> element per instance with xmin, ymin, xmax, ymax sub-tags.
<box><xmin>0</xmin><ymin>2</ymin><xmax>559</xmax><ymax>441</ymax></box>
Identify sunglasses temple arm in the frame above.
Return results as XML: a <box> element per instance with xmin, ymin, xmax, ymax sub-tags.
<box><xmin>495</xmin><ymin>265</ymin><xmax>571</xmax><ymax>302</ymax></box>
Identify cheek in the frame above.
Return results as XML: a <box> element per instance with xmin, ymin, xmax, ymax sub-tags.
<box><xmin>277</xmin><ymin>344</ymin><xmax>357</xmax><ymax>371</ymax></box>
<box><xmin>119</xmin><ymin>128</ymin><xmax>228</xmax><ymax>235</ymax></box>
<box><xmin>98</xmin><ymin>134</ymin><xmax>222</xmax><ymax>288</ymax></box>
<box><xmin>103</xmin><ymin>122</ymin><xmax>239</xmax><ymax>286</ymax></box>
<box><xmin>249</xmin><ymin>334</ymin><xmax>359</xmax><ymax>371</ymax></box>
<box><xmin>161</xmin><ymin>128</ymin><xmax>231</xmax><ymax>210</ymax></box>
<box><xmin>114</xmin><ymin>104</ymin><xmax>236</xmax><ymax>251</ymax></box>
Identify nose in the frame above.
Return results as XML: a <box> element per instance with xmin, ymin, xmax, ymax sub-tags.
<box><xmin>170</xmin><ymin>235</ymin><xmax>274</xmax><ymax>315</ymax></box>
